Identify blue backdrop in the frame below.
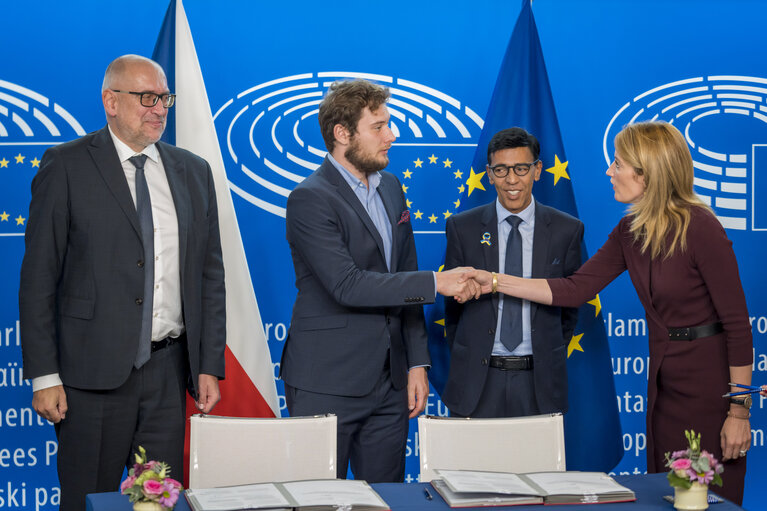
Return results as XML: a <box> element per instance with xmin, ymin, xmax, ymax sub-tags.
<box><xmin>1</xmin><ymin>1</ymin><xmax>765</xmax><ymax>509</ymax></box>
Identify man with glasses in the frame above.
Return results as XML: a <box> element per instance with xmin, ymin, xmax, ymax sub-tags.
<box><xmin>19</xmin><ymin>54</ymin><xmax>225</xmax><ymax>511</ymax></box>
<box><xmin>441</xmin><ymin>127</ymin><xmax>583</xmax><ymax>418</ymax></box>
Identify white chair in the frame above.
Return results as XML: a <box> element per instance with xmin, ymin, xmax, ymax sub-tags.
<box><xmin>189</xmin><ymin>414</ymin><xmax>337</xmax><ymax>488</ymax></box>
<box><xmin>417</xmin><ymin>413</ymin><xmax>566</xmax><ymax>482</ymax></box>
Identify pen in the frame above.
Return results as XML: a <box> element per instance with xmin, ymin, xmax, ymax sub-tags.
<box><xmin>424</xmin><ymin>488</ymin><xmax>433</xmax><ymax>501</ymax></box>
<box><xmin>729</xmin><ymin>382</ymin><xmax>760</xmax><ymax>390</ymax></box>
<box><xmin>722</xmin><ymin>389</ymin><xmax>761</xmax><ymax>397</ymax></box>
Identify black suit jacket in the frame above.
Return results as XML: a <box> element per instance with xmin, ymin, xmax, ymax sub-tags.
<box><xmin>281</xmin><ymin>158</ymin><xmax>433</xmax><ymax>397</ymax></box>
<box><xmin>19</xmin><ymin>127</ymin><xmax>226</xmax><ymax>395</ymax></box>
<box><xmin>442</xmin><ymin>200</ymin><xmax>583</xmax><ymax>416</ymax></box>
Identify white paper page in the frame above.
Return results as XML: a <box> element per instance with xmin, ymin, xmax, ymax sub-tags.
<box><xmin>281</xmin><ymin>480</ymin><xmax>384</xmax><ymax>507</ymax></box>
<box><xmin>434</xmin><ymin>470</ymin><xmax>539</xmax><ymax>495</ymax></box>
<box><xmin>188</xmin><ymin>483</ymin><xmax>291</xmax><ymax>510</ymax></box>
<box><xmin>524</xmin><ymin>472</ymin><xmax>626</xmax><ymax>495</ymax></box>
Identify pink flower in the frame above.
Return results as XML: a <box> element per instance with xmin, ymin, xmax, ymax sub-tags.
<box><xmin>671</xmin><ymin>449</ymin><xmax>689</xmax><ymax>459</ymax></box>
<box><xmin>670</xmin><ymin>458</ymin><xmax>692</xmax><ymax>470</ymax></box>
<box><xmin>143</xmin><ymin>479</ymin><xmax>164</xmax><ymax>496</ymax></box>
<box><xmin>120</xmin><ymin>475</ymin><xmax>136</xmax><ymax>492</ymax></box>
<box><xmin>159</xmin><ymin>483</ymin><xmax>180</xmax><ymax>508</ymax></box>
<box><xmin>165</xmin><ymin>478</ymin><xmax>183</xmax><ymax>489</ymax></box>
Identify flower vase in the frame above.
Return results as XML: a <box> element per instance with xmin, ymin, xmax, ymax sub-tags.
<box><xmin>133</xmin><ymin>501</ymin><xmax>164</xmax><ymax>511</ymax></box>
<box><xmin>673</xmin><ymin>482</ymin><xmax>709</xmax><ymax>510</ymax></box>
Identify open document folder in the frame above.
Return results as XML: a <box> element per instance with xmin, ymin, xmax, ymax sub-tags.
<box><xmin>185</xmin><ymin>479</ymin><xmax>389</xmax><ymax>511</ymax></box>
<box><xmin>431</xmin><ymin>469</ymin><xmax>636</xmax><ymax>507</ymax></box>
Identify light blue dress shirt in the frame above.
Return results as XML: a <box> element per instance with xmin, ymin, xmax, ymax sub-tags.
<box><xmin>492</xmin><ymin>199</ymin><xmax>535</xmax><ymax>356</ymax></box>
<box><xmin>328</xmin><ymin>154</ymin><xmax>393</xmax><ymax>270</ymax></box>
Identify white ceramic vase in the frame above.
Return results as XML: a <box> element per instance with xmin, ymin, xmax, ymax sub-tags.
<box><xmin>133</xmin><ymin>501</ymin><xmax>164</xmax><ymax>511</ymax></box>
<box><xmin>673</xmin><ymin>482</ymin><xmax>709</xmax><ymax>510</ymax></box>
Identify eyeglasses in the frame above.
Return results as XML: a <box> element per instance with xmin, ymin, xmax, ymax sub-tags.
<box><xmin>111</xmin><ymin>90</ymin><xmax>176</xmax><ymax>108</ymax></box>
<box><xmin>487</xmin><ymin>160</ymin><xmax>541</xmax><ymax>178</ymax></box>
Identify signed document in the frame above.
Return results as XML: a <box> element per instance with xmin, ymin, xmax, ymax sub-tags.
<box><xmin>185</xmin><ymin>479</ymin><xmax>390</xmax><ymax>511</ymax></box>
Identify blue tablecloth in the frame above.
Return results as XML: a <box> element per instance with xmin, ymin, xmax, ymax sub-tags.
<box><xmin>87</xmin><ymin>473</ymin><xmax>743</xmax><ymax>511</ymax></box>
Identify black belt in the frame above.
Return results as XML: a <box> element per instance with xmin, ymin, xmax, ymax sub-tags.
<box><xmin>151</xmin><ymin>333</ymin><xmax>185</xmax><ymax>353</ymax></box>
<box><xmin>668</xmin><ymin>322</ymin><xmax>723</xmax><ymax>341</ymax></box>
<box><xmin>489</xmin><ymin>355</ymin><xmax>534</xmax><ymax>371</ymax></box>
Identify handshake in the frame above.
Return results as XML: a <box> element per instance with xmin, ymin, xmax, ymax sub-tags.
<box><xmin>435</xmin><ymin>267</ymin><xmax>494</xmax><ymax>303</ymax></box>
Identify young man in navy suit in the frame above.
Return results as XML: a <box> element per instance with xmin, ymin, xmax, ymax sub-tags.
<box><xmin>442</xmin><ymin>127</ymin><xmax>583</xmax><ymax>418</ymax></box>
<box><xmin>282</xmin><ymin>79</ymin><xmax>477</xmax><ymax>482</ymax></box>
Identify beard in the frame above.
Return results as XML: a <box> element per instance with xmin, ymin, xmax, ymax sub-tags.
<box><xmin>344</xmin><ymin>138</ymin><xmax>389</xmax><ymax>175</ymax></box>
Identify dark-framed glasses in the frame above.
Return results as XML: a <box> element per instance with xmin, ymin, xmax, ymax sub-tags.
<box><xmin>487</xmin><ymin>160</ymin><xmax>541</xmax><ymax>178</ymax></box>
<box><xmin>111</xmin><ymin>90</ymin><xmax>176</xmax><ymax>108</ymax></box>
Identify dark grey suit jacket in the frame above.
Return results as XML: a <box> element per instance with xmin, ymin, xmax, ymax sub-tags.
<box><xmin>281</xmin><ymin>158</ymin><xmax>433</xmax><ymax>397</ymax></box>
<box><xmin>442</xmin><ymin>200</ymin><xmax>583</xmax><ymax>416</ymax></box>
<box><xmin>19</xmin><ymin>126</ymin><xmax>226</xmax><ymax>395</ymax></box>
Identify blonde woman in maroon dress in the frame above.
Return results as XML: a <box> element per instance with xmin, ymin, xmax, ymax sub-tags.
<box><xmin>462</xmin><ymin>121</ymin><xmax>752</xmax><ymax>504</ymax></box>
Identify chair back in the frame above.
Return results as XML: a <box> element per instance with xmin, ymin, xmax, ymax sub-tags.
<box><xmin>417</xmin><ymin>413</ymin><xmax>566</xmax><ymax>482</ymax></box>
<box><xmin>189</xmin><ymin>414</ymin><xmax>337</xmax><ymax>488</ymax></box>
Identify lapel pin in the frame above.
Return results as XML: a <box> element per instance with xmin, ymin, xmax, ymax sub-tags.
<box><xmin>481</xmin><ymin>232</ymin><xmax>492</xmax><ymax>246</ymax></box>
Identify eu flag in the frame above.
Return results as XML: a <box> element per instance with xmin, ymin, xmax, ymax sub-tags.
<box><xmin>427</xmin><ymin>0</ymin><xmax>623</xmax><ymax>472</ymax></box>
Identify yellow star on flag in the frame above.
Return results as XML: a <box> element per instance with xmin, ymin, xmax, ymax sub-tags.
<box><xmin>428</xmin><ymin>214</ymin><xmax>438</xmax><ymax>223</ymax></box>
<box><xmin>15</xmin><ymin>154</ymin><xmax>25</xmax><ymax>164</ymax></box>
<box><xmin>0</xmin><ymin>158</ymin><xmax>9</xmax><ymax>168</ymax></box>
<box><xmin>403</xmin><ymin>169</ymin><xmax>412</xmax><ymax>179</ymax></box>
<box><xmin>453</xmin><ymin>169</ymin><xmax>463</xmax><ymax>179</ymax></box>
<box><xmin>465</xmin><ymin>167</ymin><xmax>486</xmax><ymax>196</ymax></box>
<box><xmin>406</xmin><ymin>199</ymin><xmax>412</xmax><ymax>208</ymax></box>
<box><xmin>15</xmin><ymin>215</ymin><xmax>26</xmax><ymax>226</ymax></box>
<box><xmin>402</xmin><ymin>184</ymin><xmax>408</xmax><ymax>193</ymax></box>
<box><xmin>0</xmin><ymin>211</ymin><xmax>9</xmax><ymax>221</ymax></box>
<box><xmin>458</xmin><ymin>184</ymin><xmax>465</xmax><ymax>193</ymax></box>
<box><xmin>453</xmin><ymin>199</ymin><xmax>460</xmax><ymax>209</ymax></box>
<box><xmin>443</xmin><ymin>158</ymin><xmax>453</xmax><ymax>168</ymax></box>
<box><xmin>443</xmin><ymin>210</ymin><xmax>452</xmax><ymax>219</ymax></box>
<box><xmin>435</xmin><ymin>317</ymin><xmax>446</xmax><ymax>336</ymax></box>
<box><xmin>31</xmin><ymin>157</ymin><xmax>41</xmax><ymax>168</ymax></box>
<box><xmin>428</xmin><ymin>154</ymin><xmax>438</xmax><ymax>164</ymax></box>
<box><xmin>587</xmin><ymin>295</ymin><xmax>602</xmax><ymax>317</ymax></box>
<box><xmin>545</xmin><ymin>155</ymin><xmax>570</xmax><ymax>185</ymax></box>
<box><xmin>414</xmin><ymin>210</ymin><xmax>423</xmax><ymax>219</ymax></box>
<box><xmin>567</xmin><ymin>333</ymin><xmax>584</xmax><ymax>358</ymax></box>
<box><xmin>414</xmin><ymin>158</ymin><xmax>423</xmax><ymax>168</ymax></box>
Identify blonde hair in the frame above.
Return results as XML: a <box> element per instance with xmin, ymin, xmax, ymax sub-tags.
<box><xmin>615</xmin><ymin>121</ymin><xmax>710</xmax><ymax>259</ymax></box>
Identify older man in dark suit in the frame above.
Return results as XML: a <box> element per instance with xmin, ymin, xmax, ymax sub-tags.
<box><xmin>281</xmin><ymin>79</ymin><xmax>476</xmax><ymax>483</ymax></box>
<box><xmin>19</xmin><ymin>54</ymin><xmax>226</xmax><ymax>511</ymax></box>
<box><xmin>442</xmin><ymin>127</ymin><xmax>583</xmax><ymax>418</ymax></box>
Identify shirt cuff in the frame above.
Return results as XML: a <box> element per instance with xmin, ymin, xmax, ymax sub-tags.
<box><xmin>432</xmin><ymin>271</ymin><xmax>438</xmax><ymax>299</ymax></box>
<box><xmin>32</xmin><ymin>373</ymin><xmax>63</xmax><ymax>392</ymax></box>
<box><xmin>409</xmin><ymin>364</ymin><xmax>431</xmax><ymax>371</ymax></box>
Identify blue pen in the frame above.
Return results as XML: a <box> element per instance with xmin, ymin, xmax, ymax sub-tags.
<box><xmin>729</xmin><ymin>382</ymin><xmax>760</xmax><ymax>390</ymax></box>
<box><xmin>722</xmin><ymin>389</ymin><xmax>761</xmax><ymax>398</ymax></box>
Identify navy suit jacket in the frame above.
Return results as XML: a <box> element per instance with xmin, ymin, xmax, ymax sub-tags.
<box><xmin>442</xmin><ymin>200</ymin><xmax>583</xmax><ymax>416</ymax></box>
<box><xmin>281</xmin><ymin>158</ymin><xmax>433</xmax><ymax>397</ymax></box>
<box><xmin>19</xmin><ymin>127</ymin><xmax>226</xmax><ymax>395</ymax></box>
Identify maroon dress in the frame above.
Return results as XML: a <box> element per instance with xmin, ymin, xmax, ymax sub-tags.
<box><xmin>548</xmin><ymin>207</ymin><xmax>751</xmax><ymax>504</ymax></box>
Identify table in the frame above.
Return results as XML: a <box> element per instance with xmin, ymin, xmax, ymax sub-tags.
<box><xmin>87</xmin><ymin>473</ymin><xmax>744</xmax><ymax>511</ymax></box>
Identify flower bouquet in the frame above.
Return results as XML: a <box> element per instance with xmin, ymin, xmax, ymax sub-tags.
<box><xmin>665</xmin><ymin>430</ymin><xmax>723</xmax><ymax>489</ymax></box>
<box><xmin>664</xmin><ymin>430</ymin><xmax>723</xmax><ymax>510</ymax></box>
<box><xmin>120</xmin><ymin>446</ymin><xmax>183</xmax><ymax>511</ymax></box>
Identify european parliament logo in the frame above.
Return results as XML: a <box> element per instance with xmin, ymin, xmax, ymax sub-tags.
<box><xmin>0</xmin><ymin>79</ymin><xmax>85</xmax><ymax>236</ymax></box>
<box><xmin>603</xmin><ymin>75</ymin><xmax>767</xmax><ymax>231</ymax></box>
<box><xmin>213</xmin><ymin>72</ymin><xmax>484</xmax><ymax>230</ymax></box>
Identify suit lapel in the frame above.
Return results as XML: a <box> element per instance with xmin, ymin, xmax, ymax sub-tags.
<box><xmin>88</xmin><ymin>127</ymin><xmax>142</xmax><ymax>241</ymax></box>
<box><xmin>377</xmin><ymin>177</ymin><xmax>399</xmax><ymax>272</ymax></box>
<box><xmin>530</xmin><ymin>201</ymin><xmax>551</xmax><ymax>321</ymax></box>
<box><xmin>321</xmin><ymin>160</ymin><xmax>388</xmax><ymax>269</ymax></box>
<box><xmin>479</xmin><ymin>204</ymin><xmax>500</xmax><ymax>315</ymax></box>
<box><xmin>158</xmin><ymin>143</ymin><xmax>190</xmax><ymax>283</ymax></box>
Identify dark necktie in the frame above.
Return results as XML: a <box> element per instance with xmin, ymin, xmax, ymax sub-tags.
<box><xmin>130</xmin><ymin>154</ymin><xmax>154</xmax><ymax>369</ymax></box>
<box><xmin>500</xmin><ymin>215</ymin><xmax>523</xmax><ymax>351</ymax></box>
